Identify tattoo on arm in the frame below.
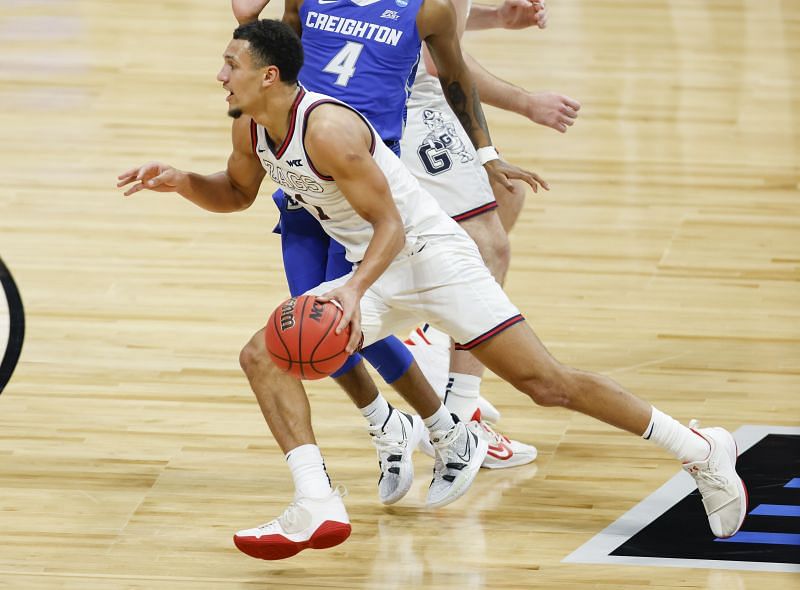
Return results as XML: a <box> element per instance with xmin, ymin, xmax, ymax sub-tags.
<box><xmin>445</xmin><ymin>81</ymin><xmax>493</xmax><ymax>145</ymax></box>
<box><xmin>446</xmin><ymin>81</ymin><xmax>471</xmax><ymax>134</ymax></box>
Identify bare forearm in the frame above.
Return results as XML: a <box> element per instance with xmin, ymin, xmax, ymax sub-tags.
<box><xmin>436</xmin><ymin>58</ymin><xmax>493</xmax><ymax>149</ymax></box>
<box><xmin>466</xmin><ymin>4</ymin><xmax>501</xmax><ymax>30</ymax></box>
<box><xmin>464</xmin><ymin>52</ymin><xmax>528</xmax><ymax>116</ymax></box>
<box><xmin>179</xmin><ymin>171</ymin><xmax>255</xmax><ymax>213</ymax></box>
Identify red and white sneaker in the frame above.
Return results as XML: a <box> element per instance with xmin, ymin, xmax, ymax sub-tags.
<box><xmin>683</xmin><ymin>421</ymin><xmax>748</xmax><ymax>538</ymax></box>
<box><xmin>233</xmin><ymin>487</ymin><xmax>351</xmax><ymax>560</ymax></box>
<box><xmin>467</xmin><ymin>410</ymin><xmax>538</xmax><ymax>469</ymax></box>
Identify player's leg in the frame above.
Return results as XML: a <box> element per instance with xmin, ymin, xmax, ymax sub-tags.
<box><xmin>233</xmin><ymin>191</ymin><xmax>350</xmax><ymax>560</ymax></box>
<box><xmin>469</xmin><ymin>322</ymin><xmax>747</xmax><ymax>538</ymax></box>
<box><xmin>305</xmin><ymin>270</ymin><xmax>489</xmax><ymax>509</ymax></box>
<box><xmin>234</xmin><ymin>327</ymin><xmax>351</xmax><ymax>560</ymax></box>
<box><xmin>401</xmin><ymin>100</ymin><xmax>537</xmax><ymax>467</ymax></box>
<box><xmin>491</xmin><ymin>177</ymin><xmax>527</xmax><ymax>234</ymax></box>
<box><xmin>423</xmin><ymin>235</ymin><xmax>747</xmax><ymax>538</ymax></box>
<box><xmin>323</xmin><ymin>236</ymin><xmax>448</xmax><ymax>504</ymax></box>
<box><xmin>446</xmin><ymin>209</ymin><xmax>509</xmax><ymax>420</ymax></box>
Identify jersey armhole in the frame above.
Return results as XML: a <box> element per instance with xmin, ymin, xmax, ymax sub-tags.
<box><xmin>301</xmin><ymin>99</ymin><xmax>376</xmax><ymax>181</ymax></box>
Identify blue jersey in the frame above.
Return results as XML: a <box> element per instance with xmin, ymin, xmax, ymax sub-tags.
<box><xmin>298</xmin><ymin>0</ymin><xmax>423</xmax><ymax>144</ymax></box>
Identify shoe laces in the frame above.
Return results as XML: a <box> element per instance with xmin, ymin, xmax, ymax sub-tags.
<box><xmin>271</xmin><ymin>485</ymin><xmax>348</xmax><ymax>532</ymax></box>
<box><xmin>430</xmin><ymin>424</ymin><xmax>468</xmax><ymax>480</ymax></box>
<box><xmin>468</xmin><ymin>419</ymin><xmax>508</xmax><ymax>446</ymax></box>
<box><xmin>369</xmin><ymin>424</ymin><xmax>408</xmax><ymax>474</ymax></box>
<box><xmin>685</xmin><ymin>419</ymin><xmax>727</xmax><ymax>489</ymax></box>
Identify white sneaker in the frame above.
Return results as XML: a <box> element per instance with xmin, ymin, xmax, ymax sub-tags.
<box><xmin>426</xmin><ymin>419</ymin><xmax>488</xmax><ymax>508</ymax></box>
<box><xmin>233</xmin><ymin>487</ymin><xmax>351</xmax><ymax>560</ymax></box>
<box><xmin>404</xmin><ymin>324</ymin><xmax>450</xmax><ymax>395</ymax></box>
<box><xmin>369</xmin><ymin>411</ymin><xmax>425</xmax><ymax>505</ymax></box>
<box><xmin>683</xmin><ymin>421</ymin><xmax>748</xmax><ymax>538</ymax></box>
<box><xmin>467</xmin><ymin>409</ymin><xmax>538</xmax><ymax>469</ymax></box>
<box><xmin>476</xmin><ymin>395</ymin><xmax>502</xmax><ymax>423</ymax></box>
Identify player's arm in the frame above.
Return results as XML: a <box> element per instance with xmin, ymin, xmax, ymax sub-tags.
<box><xmin>303</xmin><ymin>105</ymin><xmax>406</xmax><ymax>352</ymax></box>
<box><xmin>418</xmin><ymin>0</ymin><xmax>491</xmax><ymax>151</ymax></box>
<box><xmin>422</xmin><ymin>0</ymin><xmax>575</xmax><ymax>132</ymax></box>
<box><xmin>463</xmin><ymin>52</ymin><xmax>580</xmax><ymax>133</ymax></box>
<box><xmin>418</xmin><ymin>0</ymin><xmax>548</xmax><ymax>191</ymax></box>
<box><xmin>232</xmin><ymin>0</ymin><xmax>303</xmax><ymax>36</ymax></box>
<box><xmin>116</xmin><ymin>116</ymin><xmax>265</xmax><ymax>213</ymax></box>
<box><xmin>232</xmin><ymin>0</ymin><xmax>270</xmax><ymax>24</ymax></box>
<box><xmin>467</xmin><ymin>0</ymin><xmax>547</xmax><ymax>31</ymax></box>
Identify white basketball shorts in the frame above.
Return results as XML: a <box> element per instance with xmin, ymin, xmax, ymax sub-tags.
<box><xmin>400</xmin><ymin>95</ymin><xmax>497</xmax><ymax>222</ymax></box>
<box><xmin>305</xmin><ymin>229</ymin><xmax>523</xmax><ymax>350</ymax></box>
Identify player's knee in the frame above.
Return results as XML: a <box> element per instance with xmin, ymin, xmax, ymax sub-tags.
<box><xmin>239</xmin><ymin>329</ymin><xmax>270</xmax><ymax>376</ymax></box>
<box><xmin>517</xmin><ymin>367</ymin><xmax>573</xmax><ymax>408</ymax></box>
<box><xmin>473</xmin><ymin>226</ymin><xmax>510</xmax><ymax>279</ymax></box>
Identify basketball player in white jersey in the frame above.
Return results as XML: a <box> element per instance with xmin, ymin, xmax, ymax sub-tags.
<box><xmin>401</xmin><ymin>0</ymin><xmax>584</xmax><ymax>442</ymax></box>
<box><xmin>233</xmin><ymin>0</ymin><xmax>579</xmax><ymax>471</ymax></box>
<box><xmin>118</xmin><ymin>19</ymin><xmax>747</xmax><ymax>560</ymax></box>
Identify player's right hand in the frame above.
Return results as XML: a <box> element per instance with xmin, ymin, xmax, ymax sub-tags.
<box><xmin>315</xmin><ymin>285</ymin><xmax>363</xmax><ymax>354</ymax></box>
<box><xmin>116</xmin><ymin>162</ymin><xmax>185</xmax><ymax>197</ymax></box>
<box><xmin>484</xmin><ymin>158</ymin><xmax>549</xmax><ymax>193</ymax></box>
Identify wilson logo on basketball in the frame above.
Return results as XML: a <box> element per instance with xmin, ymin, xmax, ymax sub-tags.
<box><xmin>280</xmin><ymin>298</ymin><xmax>297</xmax><ymax>331</ymax></box>
<box><xmin>309</xmin><ymin>301</ymin><xmax>325</xmax><ymax>322</ymax></box>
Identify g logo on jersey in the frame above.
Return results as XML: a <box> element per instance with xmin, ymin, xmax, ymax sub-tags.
<box><xmin>0</xmin><ymin>257</ymin><xmax>25</xmax><ymax>395</ymax></box>
<box><xmin>417</xmin><ymin>140</ymin><xmax>452</xmax><ymax>175</ymax></box>
<box><xmin>416</xmin><ymin>108</ymin><xmax>474</xmax><ymax>175</ymax></box>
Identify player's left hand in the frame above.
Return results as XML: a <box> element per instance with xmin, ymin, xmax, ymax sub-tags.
<box><xmin>484</xmin><ymin>159</ymin><xmax>549</xmax><ymax>193</ymax></box>
<box><xmin>497</xmin><ymin>0</ymin><xmax>548</xmax><ymax>30</ymax></box>
<box><xmin>315</xmin><ymin>286</ymin><xmax>363</xmax><ymax>354</ymax></box>
<box><xmin>526</xmin><ymin>91</ymin><xmax>581</xmax><ymax>133</ymax></box>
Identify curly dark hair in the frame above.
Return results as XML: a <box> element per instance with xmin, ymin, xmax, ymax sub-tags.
<box><xmin>233</xmin><ymin>19</ymin><xmax>303</xmax><ymax>84</ymax></box>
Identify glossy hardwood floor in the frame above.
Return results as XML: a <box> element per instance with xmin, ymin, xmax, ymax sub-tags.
<box><xmin>0</xmin><ymin>1</ymin><xmax>798</xmax><ymax>588</ymax></box>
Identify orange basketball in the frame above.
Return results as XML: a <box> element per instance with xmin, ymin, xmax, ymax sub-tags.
<box><xmin>264</xmin><ymin>295</ymin><xmax>352</xmax><ymax>380</ymax></box>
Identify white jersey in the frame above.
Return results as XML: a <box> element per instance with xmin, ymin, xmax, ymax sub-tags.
<box><xmin>251</xmin><ymin>88</ymin><xmax>456</xmax><ymax>263</ymax></box>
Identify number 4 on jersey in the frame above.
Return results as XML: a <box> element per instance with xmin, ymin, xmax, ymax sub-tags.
<box><xmin>323</xmin><ymin>42</ymin><xmax>365</xmax><ymax>87</ymax></box>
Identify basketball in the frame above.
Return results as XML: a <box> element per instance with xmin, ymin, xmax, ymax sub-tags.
<box><xmin>264</xmin><ymin>295</ymin><xmax>352</xmax><ymax>380</ymax></box>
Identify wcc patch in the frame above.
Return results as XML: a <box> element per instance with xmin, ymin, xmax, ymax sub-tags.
<box><xmin>0</xmin><ymin>257</ymin><xmax>25</xmax><ymax>394</ymax></box>
<box><xmin>564</xmin><ymin>426</ymin><xmax>800</xmax><ymax>572</ymax></box>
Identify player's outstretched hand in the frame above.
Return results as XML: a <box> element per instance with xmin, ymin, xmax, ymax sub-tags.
<box><xmin>117</xmin><ymin>162</ymin><xmax>185</xmax><ymax>197</ymax></box>
<box><xmin>498</xmin><ymin>0</ymin><xmax>548</xmax><ymax>30</ymax></box>
<box><xmin>527</xmin><ymin>92</ymin><xmax>581</xmax><ymax>133</ymax></box>
<box><xmin>484</xmin><ymin>159</ymin><xmax>549</xmax><ymax>193</ymax></box>
<box><xmin>232</xmin><ymin>0</ymin><xmax>270</xmax><ymax>25</ymax></box>
<box><xmin>315</xmin><ymin>286</ymin><xmax>363</xmax><ymax>354</ymax></box>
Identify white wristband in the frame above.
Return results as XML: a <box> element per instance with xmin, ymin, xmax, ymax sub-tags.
<box><xmin>477</xmin><ymin>146</ymin><xmax>500</xmax><ymax>165</ymax></box>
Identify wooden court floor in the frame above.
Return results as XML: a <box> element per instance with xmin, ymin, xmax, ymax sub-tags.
<box><xmin>0</xmin><ymin>0</ymin><xmax>798</xmax><ymax>588</ymax></box>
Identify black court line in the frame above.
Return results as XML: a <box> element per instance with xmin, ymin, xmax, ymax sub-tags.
<box><xmin>0</xmin><ymin>257</ymin><xmax>25</xmax><ymax>394</ymax></box>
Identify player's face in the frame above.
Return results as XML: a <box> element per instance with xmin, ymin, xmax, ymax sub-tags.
<box><xmin>217</xmin><ymin>39</ymin><xmax>263</xmax><ymax>119</ymax></box>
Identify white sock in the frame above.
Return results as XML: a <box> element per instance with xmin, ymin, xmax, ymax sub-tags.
<box><xmin>285</xmin><ymin>444</ymin><xmax>333</xmax><ymax>499</ymax></box>
<box><xmin>359</xmin><ymin>392</ymin><xmax>392</xmax><ymax>431</ymax></box>
<box><xmin>643</xmin><ymin>407</ymin><xmax>710</xmax><ymax>463</ymax></box>
<box><xmin>423</xmin><ymin>403</ymin><xmax>456</xmax><ymax>435</ymax></box>
<box><xmin>443</xmin><ymin>372</ymin><xmax>481</xmax><ymax>422</ymax></box>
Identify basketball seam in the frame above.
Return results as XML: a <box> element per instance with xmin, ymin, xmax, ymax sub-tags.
<box><xmin>309</xmin><ymin>303</ymin><xmax>345</xmax><ymax>372</ymax></box>
<box><xmin>297</xmin><ymin>296</ymin><xmax>310</xmax><ymax>379</ymax></box>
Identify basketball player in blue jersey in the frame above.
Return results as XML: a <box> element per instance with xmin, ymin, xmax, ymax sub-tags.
<box><xmin>118</xmin><ymin>19</ymin><xmax>747</xmax><ymax>559</ymax></box>
<box><xmin>229</xmin><ymin>0</ymin><xmax>558</xmax><ymax>479</ymax></box>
